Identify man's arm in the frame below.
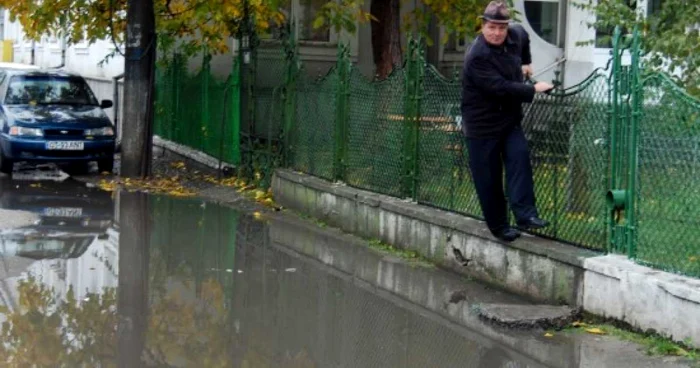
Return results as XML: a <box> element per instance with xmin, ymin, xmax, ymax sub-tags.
<box><xmin>511</xmin><ymin>25</ymin><xmax>533</xmax><ymax>78</ymax></box>
<box><xmin>518</xmin><ymin>27</ymin><xmax>532</xmax><ymax>65</ymax></box>
<box><xmin>467</xmin><ymin>56</ymin><xmax>536</xmax><ymax>103</ymax></box>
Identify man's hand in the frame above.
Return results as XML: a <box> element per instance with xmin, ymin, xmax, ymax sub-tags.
<box><xmin>522</xmin><ymin>64</ymin><xmax>533</xmax><ymax>79</ymax></box>
<box><xmin>534</xmin><ymin>81</ymin><xmax>554</xmax><ymax>93</ymax></box>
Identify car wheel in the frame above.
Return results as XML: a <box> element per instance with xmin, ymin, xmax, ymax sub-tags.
<box><xmin>0</xmin><ymin>151</ymin><xmax>13</xmax><ymax>174</ymax></box>
<box><xmin>98</xmin><ymin>158</ymin><xmax>114</xmax><ymax>174</ymax></box>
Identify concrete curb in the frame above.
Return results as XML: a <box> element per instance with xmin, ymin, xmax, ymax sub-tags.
<box><xmin>273</xmin><ymin>168</ymin><xmax>598</xmax><ymax>306</ymax></box>
<box><xmin>152</xmin><ymin>136</ymin><xmax>232</xmax><ymax>170</ymax></box>
<box><xmin>272</xmin><ymin>168</ymin><xmax>700</xmax><ymax>349</ymax></box>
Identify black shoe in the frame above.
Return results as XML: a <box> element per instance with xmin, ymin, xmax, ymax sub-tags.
<box><xmin>493</xmin><ymin>227</ymin><xmax>521</xmax><ymax>242</ymax></box>
<box><xmin>517</xmin><ymin>217</ymin><xmax>550</xmax><ymax>230</ymax></box>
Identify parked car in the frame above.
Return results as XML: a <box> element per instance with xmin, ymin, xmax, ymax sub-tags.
<box><xmin>0</xmin><ymin>69</ymin><xmax>115</xmax><ymax>174</ymax></box>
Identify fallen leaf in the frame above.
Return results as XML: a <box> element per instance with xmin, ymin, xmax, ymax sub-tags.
<box><xmin>585</xmin><ymin>327</ymin><xmax>606</xmax><ymax>335</ymax></box>
<box><xmin>544</xmin><ymin>332</ymin><xmax>554</xmax><ymax>337</ymax></box>
<box><xmin>572</xmin><ymin>321</ymin><xmax>587</xmax><ymax>327</ymax></box>
<box><xmin>171</xmin><ymin>161</ymin><xmax>186</xmax><ymax>169</ymax></box>
<box><xmin>253</xmin><ymin>212</ymin><xmax>263</xmax><ymax>220</ymax></box>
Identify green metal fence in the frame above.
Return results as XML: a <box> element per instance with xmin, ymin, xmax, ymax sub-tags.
<box><xmin>154</xmin><ymin>54</ymin><xmax>241</xmax><ymax>166</ymax></box>
<box><xmin>154</xmin><ymin>27</ymin><xmax>700</xmax><ymax>278</ymax></box>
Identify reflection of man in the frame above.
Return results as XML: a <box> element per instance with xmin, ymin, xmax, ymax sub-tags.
<box><xmin>461</xmin><ymin>1</ymin><xmax>554</xmax><ymax>242</ymax></box>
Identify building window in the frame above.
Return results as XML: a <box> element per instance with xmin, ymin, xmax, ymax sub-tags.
<box><xmin>260</xmin><ymin>0</ymin><xmax>291</xmax><ymax>40</ymax></box>
<box><xmin>298</xmin><ymin>0</ymin><xmax>330</xmax><ymax>42</ymax></box>
<box><xmin>445</xmin><ymin>33</ymin><xmax>468</xmax><ymax>52</ymax></box>
<box><xmin>647</xmin><ymin>0</ymin><xmax>665</xmax><ymax>15</ymax></box>
<box><xmin>524</xmin><ymin>0</ymin><xmax>559</xmax><ymax>45</ymax></box>
<box><xmin>258</xmin><ymin>0</ymin><xmax>335</xmax><ymax>43</ymax></box>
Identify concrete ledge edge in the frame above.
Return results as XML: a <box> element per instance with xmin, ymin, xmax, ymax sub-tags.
<box><xmin>275</xmin><ymin>168</ymin><xmax>598</xmax><ymax>269</ymax></box>
<box><xmin>153</xmin><ymin>136</ymin><xmax>234</xmax><ymax>170</ymax></box>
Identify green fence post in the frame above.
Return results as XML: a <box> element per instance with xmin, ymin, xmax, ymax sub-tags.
<box><xmin>334</xmin><ymin>44</ymin><xmax>351</xmax><ymax>182</ymax></box>
<box><xmin>627</xmin><ymin>27</ymin><xmax>642</xmax><ymax>258</ymax></box>
<box><xmin>282</xmin><ymin>25</ymin><xmax>299</xmax><ymax>168</ymax></box>
<box><xmin>169</xmin><ymin>53</ymin><xmax>178</xmax><ymax>141</ymax></box>
<box><xmin>230</xmin><ymin>55</ymin><xmax>242</xmax><ymax>166</ymax></box>
<box><xmin>607</xmin><ymin>26</ymin><xmax>624</xmax><ymax>253</ymax></box>
<box><xmin>201</xmin><ymin>52</ymin><xmax>211</xmax><ymax>152</ymax></box>
<box><xmin>402</xmin><ymin>37</ymin><xmax>424</xmax><ymax>200</ymax></box>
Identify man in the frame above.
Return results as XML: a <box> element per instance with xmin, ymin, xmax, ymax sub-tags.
<box><xmin>461</xmin><ymin>1</ymin><xmax>554</xmax><ymax>242</ymax></box>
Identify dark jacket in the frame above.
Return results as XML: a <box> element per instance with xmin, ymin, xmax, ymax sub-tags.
<box><xmin>461</xmin><ymin>25</ymin><xmax>535</xmax><ymax>139</ymax></box>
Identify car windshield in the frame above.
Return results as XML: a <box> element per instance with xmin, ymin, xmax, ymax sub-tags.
<box><xmin>4</xmin><ymin>75</ymin><xmax>98</xmax><ymax>106</ymax></box>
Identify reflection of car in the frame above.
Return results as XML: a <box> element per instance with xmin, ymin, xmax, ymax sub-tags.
<box><xmin>0</xmin><ymin>69</ymin><xmax>116</xmax><ymax>174</ymax></box>
<box><xmin>0</xmin><ymin>228</ymin><xmax>97</xmax><ymax>260</ymax></box>
<box><xmin>0</xmin><ymin>179</ymin><xmax>114</xmax><ymax>259</ymax></box>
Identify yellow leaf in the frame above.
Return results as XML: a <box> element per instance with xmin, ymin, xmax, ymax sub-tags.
<box><xmin>253</xmin><ymin>212</ymin><xmax>263</xmax><ymax>220</ymax></box>
<box><xmin>572</xmin><ymin>321</ymin><xmax>587</xmax><ymax>327</ymax></box>
<box><xmin>544</xmin><ymin>332</ymin><xmax>554</xmax><ymax>337</ymax></box>
<box><xmin>585</xmin><ymin>327</ymin><xmax>606</xmax><ymax>335</ymax></box>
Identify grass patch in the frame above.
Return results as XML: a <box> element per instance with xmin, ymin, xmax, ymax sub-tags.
<box><xmin>367</xmin><ymin>239</ymin><xmax>434</xmax><ymax>268</ymax></box>
<box><xmin>559</xmin><ymin>315</ymin><xmax>699</xmax><ymax>361</ymax></box>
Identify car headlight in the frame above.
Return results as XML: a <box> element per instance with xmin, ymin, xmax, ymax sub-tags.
<box><xmin>9</xmin><ymin>126</ymin><xmax>43</xmax><ymax>137</ymax></box>
<box><xmin>85</xmin><ymin>127</ymin><xmax>115</xmax><ymax>136</ymax></box>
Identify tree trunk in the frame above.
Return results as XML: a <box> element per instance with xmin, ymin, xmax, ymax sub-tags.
<box><xmin>121</xmin><ymin>0</ymin><xmax>156</xmax><ymax>178</ymax></box>
<box><xmin>116</xmin><ymin>191</ymin><xmax>150</xmax><ymax>368</ymax></box>
<box><xmin>371</xmin><ymin>0</ymin><xmax>402</xmax><ymax>79</ymax></box>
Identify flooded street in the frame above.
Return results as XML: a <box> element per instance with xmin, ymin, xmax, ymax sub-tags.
<box><xmin>0</xmin><ymin>173</ymin><xmax>692</xmax><ymax>367</ymax></box>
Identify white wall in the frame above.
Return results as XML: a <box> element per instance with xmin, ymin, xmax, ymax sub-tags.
<box><xmin>2</xmin><ymin>12</ymin><xmax>124</xmax><ymax>79</ymax></box>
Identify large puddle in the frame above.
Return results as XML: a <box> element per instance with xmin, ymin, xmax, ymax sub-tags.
<box><xmin>0</xmin><ymin>177</ymin><xmax>690</xmax><ymax>367</ymax></box>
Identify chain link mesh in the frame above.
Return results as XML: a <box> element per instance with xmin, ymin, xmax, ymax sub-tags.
<box><xmin>637</xmin><ymin>74</ymin><xmax>700</xmax><ymax>277</ymax></box>
<box><xmin>344</xmin><ymin>68</ymin><xmax>407</xmax><ymax>197</ymax></box>
<box><xmin>522</xmin><ymin>74</ymin><xmax>610</xmax><ymax>249</ymax></box>
<box><xmin>289</xmin><ymin>68</ymin><xmax>339</xmax><ymax>180</ymax></box>
<box><xmin>417</xmin><ymin>66</ymin><xmax>482</xmax><ymax>216</ymax></box>
<box><xmin>252</xmin><ymin>55</ymin><xmax>286</xmax><ymax>139</ymax></box>
<box><xmin>154</xmin><ymin>55</ymin><xmax>239</xmax><ymax>163</ymax></box>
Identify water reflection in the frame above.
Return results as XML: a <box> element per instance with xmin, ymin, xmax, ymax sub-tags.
<box><xmin>0</xmin><ymin>187</ymin><xmax>537</xmax><ymax>367</ymax></box>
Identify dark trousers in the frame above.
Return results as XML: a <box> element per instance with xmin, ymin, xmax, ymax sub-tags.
<box><xmin>466</xmin><ymin>126</ymin><xmax>538</xmax><ymax>233</ymax></box>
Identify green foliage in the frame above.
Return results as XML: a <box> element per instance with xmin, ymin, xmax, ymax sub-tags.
<box><xmin>0</xmin><ymin>0</ymin><xmax>286</xmax><ymax>59</ymax></box>
<box><xmin>576</xmin><ymin>0</ymin><xmax>700</xmax><ymax>96</ymax></box>
<box><xmin>311</xmin><ymin>0</ymin><xmax>521</xmax><ymax>47</ymax></box>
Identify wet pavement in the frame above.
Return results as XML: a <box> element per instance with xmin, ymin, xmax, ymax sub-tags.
<box><xmin>0</xmin><ymin>172</ymin><xmax>694</xmax><ymax>367</ymax></box>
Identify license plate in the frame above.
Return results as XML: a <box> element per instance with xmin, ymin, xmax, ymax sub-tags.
<box><xmin>46</xmin><ymin>141</ymin><xmax>84</xmax><ymax>150</ymax></box>
<box><xmin>43</xmin><ymin>207</ymin><xmax>83</xmax><ymax>217</ymax></box>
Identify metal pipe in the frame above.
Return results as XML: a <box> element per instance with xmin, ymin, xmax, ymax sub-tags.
<box><xmin>113</xmin><ymin>73</ymin><xmax>125</xmax><ymax>151</ymax></box>
<box><xmin>627</xmin><ymin>27</ymin><xmax>641</xmax><ymax>258</ymax></box>
<box><xmin>531</xmin><ymin>57</ymin><xmax>567</xmax><ymax>79</ymax></box>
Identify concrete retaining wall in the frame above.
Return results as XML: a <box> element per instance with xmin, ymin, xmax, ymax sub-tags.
<box><xmin>272</xmin><ymin>168</ymin><xmax>700</xmax><ymax>348</ymax></box>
